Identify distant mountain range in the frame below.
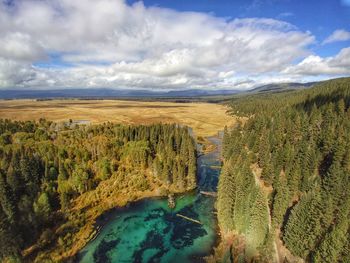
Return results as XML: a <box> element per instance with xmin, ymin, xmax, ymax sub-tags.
<box><xmin>0</xmin><ymin>81</ymin><xmax>318</xmax><ymax>99</ymax></box>
<box><xmin>0</xmin><ymin>88</ymin><xmax>243</xmax><ymax>99</ymax></box>
<box><xmin>248</xmin><ymin>82</ymin><xmax>316</xmax><ymax>93</ymax></box>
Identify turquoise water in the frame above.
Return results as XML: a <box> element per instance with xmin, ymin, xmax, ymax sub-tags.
<box><xmin>78</xmin><ymin>137</ymin><xmax>221</xmax><ymax>263</ymax></box>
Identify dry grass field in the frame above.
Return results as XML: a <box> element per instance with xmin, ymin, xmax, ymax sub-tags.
<box><xmin>0</xmin><ymin>99</ymin><xmax>234</xmax><ymax>137</ymax></box>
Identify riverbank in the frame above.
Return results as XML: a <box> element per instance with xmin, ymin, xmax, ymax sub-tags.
<box><xmin>197</xmin><ymin>136</ymin><xmax>218</xmax><ymax>154</ymax></box>
<box><xmin>25</xmin><ymin>135</ymin><xmax>219</xmax><ymax>262</ymax></box>
<box><xmin>77</xmin><ymin>135</ymin><xmax>223</xmax><ymax>262</ymax></box>
<box><xmin>27</xmin><ymin>174</ymin><xmax>195</xmax><ymax>262</ymax></box>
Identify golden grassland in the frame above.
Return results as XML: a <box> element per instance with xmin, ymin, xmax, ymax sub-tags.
<box><xmin>0</xmin><ymin>99</ymin><xmax>235</xmax><ymax>137</ymax></box>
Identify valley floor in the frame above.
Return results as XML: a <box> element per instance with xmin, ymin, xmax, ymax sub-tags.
<box><xmin>0</xmin><ymin>99</ymin><xmax>234</xmax><ymax>137</ymax></box>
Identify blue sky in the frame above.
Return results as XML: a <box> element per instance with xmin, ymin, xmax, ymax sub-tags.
<box><xmin>0</xmin><ymin>0</ymin><xmax>349</xmax><ymax>90</ymax></box>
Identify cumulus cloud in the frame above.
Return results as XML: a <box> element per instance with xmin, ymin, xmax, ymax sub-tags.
<box><xmin>0</xmin><ymin>0</ymin><xmax>344</xmax><ymax>90</ymax></box>
<box><xmin>283</xmin><ymin>47</ymin><xmax>350</xmax><ymax>76</ymax></box>
<box><xmin>323</xmin><ymin>29</ymin><xmax>350</xmax><ymax>44</ymax></box>
<box><xmin>0</xmin><ymin>33</ymin><xmax>46</xmax><ymax>61</ymax></box>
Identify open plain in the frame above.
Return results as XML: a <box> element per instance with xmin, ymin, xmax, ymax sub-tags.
<box><xmin>0</xmin><ymin>99</ymin><xmax>234</xmax><ymax>137</ymax></box>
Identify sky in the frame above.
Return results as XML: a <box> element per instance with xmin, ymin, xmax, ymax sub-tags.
<box><xmin>0</xmin><ymin>0</ymin><xmax>349</xmax><ymax>90</ymax></box>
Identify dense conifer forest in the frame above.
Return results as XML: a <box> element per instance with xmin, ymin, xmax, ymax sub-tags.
<box><xmin>218</xmin><ymin>77</ymin><xmax>350</xmax><ymax>262</ymax></box>
<box><xmin>0</xmin><ymin>121</ymin><xmax>196</xmax><ymax>262</ymax></box>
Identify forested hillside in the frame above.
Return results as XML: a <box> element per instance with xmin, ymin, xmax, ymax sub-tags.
<box><xmin>218</xmin><ymin>78</ymin><xmax>350</xmax><ymax>262</ymax></box>
<box><xmin>0</xmin><ymin>120</ymin><xmax>196</xmax><ymax>262</ymax></box>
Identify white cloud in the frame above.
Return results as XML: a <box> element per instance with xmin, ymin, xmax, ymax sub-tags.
<box><xmin>0</xmin><ymin>59</ymin><xmax>38</xmax><ymax>87</ymax></box>
<box><xmin>0</xmin><ymin>33</ymin><xmax>46</xmax><ymax>61</ymax></box>
<box><xmin>323</xmin><ymin>29</ymin><xmax>350</xmax><ymax>44</ymax></box>
<box><xmin>0</xmin><ymin>0</ymin><xmax>341</xmax><ymax>90</ymax></box>
<box><xmin>283</xmin><ymin>47</ymin><xmax>350</xmax><ymax>76</ymax></box>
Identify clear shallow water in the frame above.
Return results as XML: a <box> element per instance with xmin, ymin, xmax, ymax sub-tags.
<box><xmin>78</xmin><ymin>137</ymin><xmax>221</xmax><ymax>263</ymax></box>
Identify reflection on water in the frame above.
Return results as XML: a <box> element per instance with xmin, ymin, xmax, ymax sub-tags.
<box><xmin>78</xmin><ymin>136</ymin><xmax>221</xmax><ymax>263</ymax></box>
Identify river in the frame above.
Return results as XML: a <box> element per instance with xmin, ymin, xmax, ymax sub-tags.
<box><xmin>77</xmin><ymin>135</ymin><xmax>222</xmax><ymax>263</ymax></box>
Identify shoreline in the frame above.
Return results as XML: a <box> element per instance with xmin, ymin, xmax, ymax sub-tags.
<box><xmin>74</xmin><ymin>189</ymin><xmax>197</xmax><ymax>262</ymax></box>
<box><xmin>25</xmin><ymin>133</ymin><xmax>222</xmax><ymax>262</ymax></box>
<box><xmin>22</xmin><ymin>132</ymin><xmax>221</xmax><ymax>262</ymax></box>
<box><xmin>73</xmin><ymin>135</ymin><xmax>221</xmax><ymax>262</ymax></box>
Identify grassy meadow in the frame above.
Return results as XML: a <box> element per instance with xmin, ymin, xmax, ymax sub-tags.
<box><xmin>0</xmin><ymin>99</ymin><xmax>234</xmax><ymax>137</ymax></box>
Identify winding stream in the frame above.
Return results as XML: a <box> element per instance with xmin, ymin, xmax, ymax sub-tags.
<box><xmin>78</xmin><ymin>136</ymin><xmax>222</xmax><ymax>263</ymax></box>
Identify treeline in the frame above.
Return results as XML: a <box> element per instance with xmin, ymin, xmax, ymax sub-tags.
<box><xmin>218</xmin><ymin>77</ymin><xmax>350</xmax><ymax>262</ymax></box>
<box><xmin>0</xmin><ymin>120</ymin><xmax>196</xmax><ymax>262</ymax></box>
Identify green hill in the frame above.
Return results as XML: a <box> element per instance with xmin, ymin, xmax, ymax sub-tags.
<box><xmin>217</xmin><ymin>77</ymin><xmax>350</xmax><ymax>262</ymax></box>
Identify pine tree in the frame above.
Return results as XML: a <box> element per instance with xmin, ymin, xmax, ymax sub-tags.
<box><xmin>0</xmin><ymin>171</ymin><xmax>16</xmax><ymax>223</ymax></box>
<box><xmin>33</xmin><ymin>192</ymin><xmax>52</xmax><ymax>223</ymax></box>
